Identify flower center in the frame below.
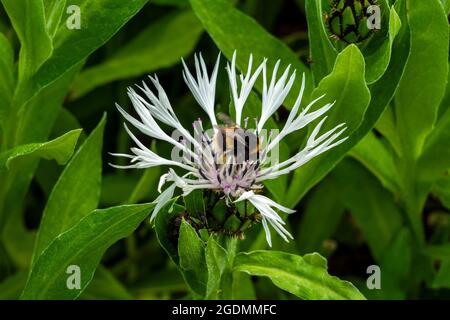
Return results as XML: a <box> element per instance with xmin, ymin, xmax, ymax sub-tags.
<box><xmin>196</xmin><ymin>124</ymin><xmax>263</xmax><ymax>197</ymax></box>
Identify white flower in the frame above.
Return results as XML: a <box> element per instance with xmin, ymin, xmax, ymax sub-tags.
<box><xmin>112</xmin><ymin>51</ymin><xmax>348</xmax><ymax>246</ymax></box>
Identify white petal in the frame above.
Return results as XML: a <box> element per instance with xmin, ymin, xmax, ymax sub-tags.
<box><xmin>227</xmin><ymin>51</ymin><xmax>266</xmax><ymax>126</ymax></box>
<box><xmin>182</xmin><ymin>53</ymin><xmax>220</xmax><ymax>126</ymax></box>
<box><xmin>235</xmin><ymin>191</ymin><xmax>294</xmax><ymax>246</ymax></box>
<box><xmin>150</xmin><ymin>183</ymin><xmax>177</xmax><ymax>222</ymax></box>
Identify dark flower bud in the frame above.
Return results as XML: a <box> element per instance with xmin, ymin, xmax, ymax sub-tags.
<box><xmin>325</xmin><ymin>0</ymin><xmax>378</xmax><ymax>44</ymax></box>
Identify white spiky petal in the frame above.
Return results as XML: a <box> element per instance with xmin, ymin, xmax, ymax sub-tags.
<box><xmin>112</xmin><ymin>51</ymin><xmax>348</xmax><ymax>247</ymax></box>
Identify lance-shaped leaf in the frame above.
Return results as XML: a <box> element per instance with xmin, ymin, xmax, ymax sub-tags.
<box><xmin>297</xmin><ymin>176</ymin><xmax>345</xmax><ymax>255</ymax></box>
<box><xmin>332</xmin><ymin>159</ymin><xmax>403</xmax><ymax>262</ymax></box>
<box><xmin>154</xmin><ymin>201</ymin><xmax>183</xmax><ymax>265</ymax></box>
<box><xmin>234</xmin><ymin>251</ymin><xmax>365</xmax><ymax>300</ymax></box>
<box><xmin>178</xmin><ymin>219</ymin><xmax>207</xmax><ymax>298</ymax></box>
<box><xmin>0</xmin><ymin>32</ymin><xmax>15</xmax><ymax>130</ymax></box>
<box><xmin>394</xmin><ymin>0</ymin><xmax>449</xmax><ymax>159</ymax></box>
<box><xmin>71</xmin><ymin>10</ymin><xmax>203</xmax><ymax>99</ymax></box>
<box><xmin>432</xmin><ymin>174</ymin><xmax>450</xmax><ymax>210</ymax></box>
<box><xmin>81</xmin><ymin>266</ymin><xmax>134</xmax><ymax>300</ymax></box>
<box><xmin>350</xmin><ymin>131</ymin><xmax>400</xmax><ymax>194</ymax></box>
<box><xmin>286</xmin><ymin>0</ymin><xmax>410</xmax><ymax>207</ymax></box>
<box><xmin>205</xmin><ymin>237</ymin><xmax>228</xmax><ymax>299</ymax></box>
<box><xmin>20</xmin><ymin>203</ymin><xmax>154</xmax><ymax>300</ymax></box>
<box><xmin>1</xmin><ymin>0</ymin><xmax>53</xmax><ymax>80</ymax></box>
<box><xmin>44</xmin><ymin>0</ymin><xmax>68</xmax><ymax>39</ymax></box>
<box><xmin>305</xmin><ymin>0</ymin><xmax>338</xmax><ymax>85</ymax></box>
<box><xmin>16</xmin><ymin>0</ymin><xmax>149</xmax><ymax>106</ymax></box>
<box><xmin>32</xmin><ymin>115</ymin><xmax>105</xmax><ymax>261</ymax></box>
<box><xmin>363</xmin><ymin>4</ymin><xmax>402</xmax><ymax>84</ymax></box>
<box><xmin>364</xmin><ymin>228</ymin><xmax>413</xmax><ymax>299</ymax></box>
<box><xmin>285</xmin><ymin>45</ymin><xmax>370</xmax><ymax>207</ymax></box>
<box><xmin>0</xmin><ymin>129</ymin><xmax>82</xmax><ymax>171</ymax></box>
<box><xmin>419</xmin><ymin>108</ymin><xmax>450</xmax><ymax>185</ymax></box>
<box><xmin>0</xmin><ymin>65</ymin><xmax>82</xmax><ymax>233</ymax></box>
<box><xmin>0</xmin><ymin>271</ymin><xmax>28</xmax><ymax>300</ymax></box>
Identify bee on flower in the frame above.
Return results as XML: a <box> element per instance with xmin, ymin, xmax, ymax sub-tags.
<box><xmin>111</xmin><ymin>51</ymin><xmax>347</xmax><ymax>246</ymax></box>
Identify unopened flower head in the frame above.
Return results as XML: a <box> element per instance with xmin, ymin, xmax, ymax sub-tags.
<box><xmin>111</xmin><ymin>51</ymin><xmax>348</xmax><ymax>246</ymax></box>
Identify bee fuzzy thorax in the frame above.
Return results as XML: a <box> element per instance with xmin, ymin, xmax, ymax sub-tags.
<box><xmin>212</xmin><ymin>125</ymin><xmax>262</xmax><ymax>164</ymax></box>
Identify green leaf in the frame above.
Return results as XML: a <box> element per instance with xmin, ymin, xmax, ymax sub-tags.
<box><xmin>231</xmin><ymin>272</ymin><xmax>256</xmax><ymax>299</ymax></box>
<box><xmin>305</xmin><ymin>0</ymin><xmax>338</xmax><ymax>84</ymax></box>
<box><xmin>178</xmin><ymin>219</ymin><xmax>207</xmax><ymax>298</ymax></box>
<box><xmin>205</xmin><ymin>236</ymin><xmax>227</xmax><ymax>299</ymax></box>
<box><xmin>332</xmin><ymin>159</ymin><xmax>403</xmax><ymax>262</ymax></box>
<box><xmin>234</xmin><ymin>251</ymin><xmax>366</xmax><ymax>300</ymax></box>
<box><xmin>374</xmin><ymin>104</ymin><xmax>401</xmax><ymax>156</ymax></box>
<box><xmin>393</xmin><ymin>0</ymin><xmax>449</xmax><ymax>244</ymax></box>
<box><xmin>263</xmin><ymin>141</ymin><xmax>290</xmax><ymax>204</ymax></box>
<box><xmin>363</xmin><ymin>5</ymin><xmax>401</xmax><ymax>84</ymax></box>
<box><xmin>433</xmin><ymin>174</ymin><xmax>450</xmax><ymax>210</ymax></box>
<box><xmin>1</xmin><ymin>0</ymin><xmax>53</xmax><ymax>81</ymax></box>
<box><xmin>154</xmin><ymin>201</ymin><xmax>183</xmax><ymax>265</ymax></box>
<box><xmin>432</xmin><ymin>259</ymin><xmax>450</xmax><ymax>289</ymax></box>
<box><xmin>297</xmin><ymin>176</ymin><xmax>345</xmax><ymax>255</ymax></box>
<box><xmin>81</xmin><ymin>266</ymin><xmax>134</xmax><ymax>300</ymax></box>
<box><xmin>100</xmin><ymin>174</ymin><xmax>140</xmax><ymax>206</ymax></box>
<box><xmin>183</xmin><ymin>190</ymin><xmax>206</xmax><ymax>217</ymax></box>
<box><xmin>152</xmin><ymin>0</ymin><xmax>190</xmax><ymax>7</ymax></box>
<box><xmin>0</xmin><ymin>32</ymin><xmax>15</xmax><ymax>131</ymax></box>
<box><xmin>394</xmin><ymin>0</ymin><xmax>449</xmax><ymax>159</ymax></box>
<box><xmin>44</xmin><ymin>0</ymin><xmax>67</xmax><ymax>39</ymax></box>
<box><xmin>17</xmin><ymin>0</ymin><xmax>148</xmax><ymax>105</ymax></box>
<box><xmin>440</xmin><ymin>0</ymin><xmax>450</xmax><ymax>14</ymax></box>
<box><xmin>0</xmin><ymin>271</ymin><xmax>28</xmax><ymax>299</ymax></box>
<box><xmin>438</xmin><ymin>62</ymin><xmax>450</xmax><ymax>118</ymax></box>
<box><xmin>1</xmin><ymin>207</ymin><xmax>35</xmax><ymax>268</ymax></box>
<box><xmin>51</xmin><ymin>107</ymin><xmax>85</xmax><ymax>141</ymax></box>
<box><xmin>348</xmin><ymin>0</ymin><xmax>410</xmax><ymax>165</ymax></box>
<box><xmin>366</xmin><ymin>228</ymin><xmax>413</xmax><ymax>299</ymax></box>
<box><xmin>15</xmin><ymin>64</ymin><xmax>83</xmax><ymax>146</ymax></box>
<box><xmin>71</xmin><ymin>10</ymin><xmax>203</xmax><ymax>99</ymax></box>
<box><xmin>419</xmin><ymin>108</ymin><xmax>450</xmax><ymax>184</ymax></box>
<box><xmin>350</xmin><ymin>131</ymin><xmax>399</xmax><ymax>193</ymax></box>
<box><xmin>32</xmin><ymin>115</ymin><xmax>105</xmax><ymax>261</ymax></box>
<box><xmin>189</xmin><ymin>0</ymin><xmax>313</xmax><ymax>108</ymax></box>
<box><xmin>127</xmin><ymin>167</ymin><xmax>161</xmax><ymax>204</ymax></box>
<box><xmin>285</xmin><ymin>45</ymin><xmax>370</xmax><ymax>207</ymax></box>
<box><xmin>20</xmin><ymin>203</ymin><xmax>154</xmax><ymax>300</ymax></box>
<box><xmin>131</xmin><ymin>269</ymin><xmax>186</xmax><ymax>297</ymax></box>
<box><xmin>0</xmin><ymin>64</ymin><xmax>82</xmax><ymax>233</ymax></box>
<box><xmin>0</xmin><ymin>129</ymin><xmax>82</xmax><ymax>171</ymax></box>
<box><xmin>425</xmin><ymin>244</ymin><xmax>450</xmax><ymax>260</ymax></box>
<box><xmin>427</xmin><ymin>244</ymin><xmax>450</xmax><ymax>289</ymax></box>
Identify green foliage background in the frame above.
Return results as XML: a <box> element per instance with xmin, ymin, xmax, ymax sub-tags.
<box><xmin>0</xmin><ymin>0</ymin><xmax>449</xmax><ymax>300</ymax></box>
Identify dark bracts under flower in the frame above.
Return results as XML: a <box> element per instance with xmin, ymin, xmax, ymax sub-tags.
<box><xmin>168</xmin><ymin>190</ymin><xmax>262</xmax><ymax>248</ymax></box>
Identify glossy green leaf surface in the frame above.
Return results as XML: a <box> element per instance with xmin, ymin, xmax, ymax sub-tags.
<box><xmin>234</xmin><ymin>251</ymin><xmax>366</xmax><ymax>300</ymax></box>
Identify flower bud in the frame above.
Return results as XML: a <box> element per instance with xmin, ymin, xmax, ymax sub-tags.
<box><xmin>325</xmin><ymin>0</ymin><xmax>378</xmax><ymax>44</ymax></box>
